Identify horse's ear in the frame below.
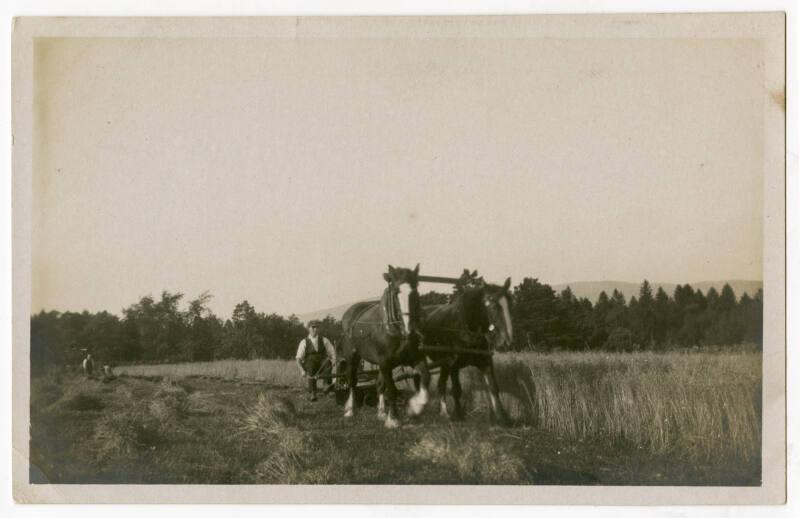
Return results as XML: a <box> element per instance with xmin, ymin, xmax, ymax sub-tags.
<box><xmin>383</xmin><ymin>272</ymin><xmax>391</xmax><ymax>282</ymax></box>
<box><xmin>503</xmin><ymin>277</ymin><xmax>512</xmax><ymax>291</ymax></box>
<box><xmin>387</xmin><ymin>264</ymin><xmax>395</xmax><ymax>274</ymax></box>
<box><xmin>414</xmin><ymin>263</ymin><xmax>420</xmax><ymax>275</ymax></box>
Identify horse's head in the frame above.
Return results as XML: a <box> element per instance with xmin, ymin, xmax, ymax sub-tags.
<box><xmin>382</xmin><ymin>263</ymin><xmax>421</xmax><ymax>335</ymax></box>
<box><xmin>479</xmin><ymin>277</ymin><xmax>514</xmax><ymax>350</ymax></box>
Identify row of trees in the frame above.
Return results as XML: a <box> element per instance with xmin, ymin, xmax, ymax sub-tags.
<box><xmin>30</xmin><ymin>278</ymin><xmax>763</xmax><ymax>373</ymax></box>
<box><xmin>30</xmin><ymin>291</ymin><xmax>342</xmax><ymax>374</ymax></box>
<box><xmin>418</xmin><ymin>270</ymin><xmax>762</xmax><ymax>351</ymax></box>
<box><xmin>508</xmin><ymin>279</ymin><xmax>762</xmax><ymax>352</ymax></box>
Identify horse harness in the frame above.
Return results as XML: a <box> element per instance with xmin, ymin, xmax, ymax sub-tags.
<box><xmin>351</xmin><ymin>282</ymin><xmax>414</xmax><ymax>337</ymax></box>
<box><xmin>348</xmin><ymin>280</ymin><xmax>497</xmax><ymax>358</ymax></box>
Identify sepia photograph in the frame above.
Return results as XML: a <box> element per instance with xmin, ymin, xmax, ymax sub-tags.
<box><xmin>10</xmin><ymin>12</ymin><xmax>787</xmax><ymax>505</ymax></box>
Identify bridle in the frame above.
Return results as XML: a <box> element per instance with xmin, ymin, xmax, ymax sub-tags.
<box><xmin>384</xmin><ymin>280</ymin><xmax>420</xmax><ymax>336</ymax></box>
<box><xmin>480</xmin><ymin>291</ymin><xmax>513</xmax><ymax>347</ymax></box>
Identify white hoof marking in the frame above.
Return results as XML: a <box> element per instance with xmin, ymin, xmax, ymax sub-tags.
<box><xmin>344</xmin><ymin>391</ymin><xmax>354</xmax><ymax>418</ymax></box>
<box><xmin>407</xmin><ymin>388</ymin><xmax>429</xmax><ymax>416</ymax></box>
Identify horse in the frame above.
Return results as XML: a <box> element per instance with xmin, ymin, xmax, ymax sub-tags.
<box><xmin>422</xmin><ymin>278</ymin><xmax>514</xmax><ymax>425</ymax></box>
<box><xmin>340</xmin><ymin>264</ymin><xmax>431</xmax><ymax>428</ymax></box>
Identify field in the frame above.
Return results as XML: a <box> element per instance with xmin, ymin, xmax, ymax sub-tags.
<box><xmin>29</xmin><ymin>351</ymin><xmax>762</xmax><ymax>485</ymax></box>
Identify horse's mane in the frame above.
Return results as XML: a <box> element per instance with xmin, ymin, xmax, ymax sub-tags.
<box><xmin>458</xmin><ymin>288</ymin><xmax>489</xmax><ymax>331</ymax></box>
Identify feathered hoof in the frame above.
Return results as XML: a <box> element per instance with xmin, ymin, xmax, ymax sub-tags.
<box><xmin>344</xmin><ymin>409</ymin><xmax>354</xmax><ymax>418</ymax></box>
<box><xmin>439</xmin><ymin>400</ymin><xmax>449</xmax><ymax>418</ymax></box>
<box><xmin>377</xmin><ymin>410</ymin><xmax>387</xmax><ymax>421</ymax></box>
<box><xmin>384</xmin><ymin>415</ymin><xmax>400</xmax><ymax>429</ymax></box>
<box><xmin>407</xmin><ymin>391</ymin><xmax>429</xmax><ymax>417</ymax></box>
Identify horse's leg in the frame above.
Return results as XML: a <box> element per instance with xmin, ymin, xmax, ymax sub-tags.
<box><xmin>407</xmin><ymin>357</ymin><xmax>430</xmax><ymax>417</ymax></box>
<box><xmin>450</xmin><ymin>366</ymin><xmax>465</xmax><ymax>421</ymax></box>
<box><xmin>376</xmin><ymin>372</ymin><xmax>387</xmax><ymax>420</ymax></box>
<box><xmin>412</xmin><ymin>373</ymin><xmax>421</xmax><ymax>392</ymax></box>
<box><xmin>344</xmin><ymin>351</ymin><xmax>359</xmax><ymax>418</ymax></box>
<box><xmin>437</xmin><ymin>364</ymin><xmax>450</xmax><ymax>418</ymax></box>
<box><xmin>380</xmin><ymin>364</ymin><xmax>401</xmax><ymax>428</ymax></box>
<box><xmin>482</xmin><ymin>361</ymin><xmax>510</xmax><ymax>426</ymax></box>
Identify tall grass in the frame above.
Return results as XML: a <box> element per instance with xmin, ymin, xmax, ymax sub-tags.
<box><xmin>477</xmin><ymin>351</ymin><xmax>762</xmax><ymax>462</ymax></box>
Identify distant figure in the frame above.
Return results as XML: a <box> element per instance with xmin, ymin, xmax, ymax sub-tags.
<box><xmin>296</xmin><ymin>320</ymin><xmax>336</xmax><ymax>402</ymax></box>
<box><xmin>100</xmin><ymin>364</ymin><xmax>116</xmax><ymax>383</ymax></box>
<box><xmin>82</xmin><ymin>353</ymin><xmax>95</xmax><ymax>379</ymax></box>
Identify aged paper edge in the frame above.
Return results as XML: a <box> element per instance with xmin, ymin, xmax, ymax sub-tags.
<box><xmin>11</xmin><ymin>14</ymin><xmax>787</xmax><ymax>505</ymax></box>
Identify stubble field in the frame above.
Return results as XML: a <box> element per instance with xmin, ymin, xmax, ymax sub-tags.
<box><xmin>29</xmin><ymin>350</ymin><xmax>761</xmax><ymax>485</ymax></box>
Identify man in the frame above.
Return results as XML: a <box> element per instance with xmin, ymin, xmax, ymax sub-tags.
<box><xmin>82</xmin><ymin>353</ymin><xmax>95</xmax><ymax>379</ymax></box>
<box><xmin>296</xmin><ymin>321</ymin><xmax>336</xmax><ymax>401</ymax></box>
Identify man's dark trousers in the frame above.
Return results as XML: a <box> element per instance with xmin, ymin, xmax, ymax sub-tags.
<box><xmin>303</xmin><ymin>352</ymin><xmax>332</xmax><ymax>397</ymax></box>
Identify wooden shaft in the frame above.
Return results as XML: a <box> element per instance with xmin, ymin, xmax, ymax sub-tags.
<box><xmin>417</xmin><ymin>275</ymin><xmax>461</xmax><ymax>284</ymax></box>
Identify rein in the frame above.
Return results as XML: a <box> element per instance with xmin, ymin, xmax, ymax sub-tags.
<box><xmin>425</xmin><ymin>324</ymin><xmax>490</xmax><ymax>340</ymax></box>
<box><xmin>419</xmin><ymin>344</ymin><xmax>493</xmax><ymax>357</ymax></box>
<box><xmin>353</xmin><ymin>320</ymin><xmax>406</xmax><ymax>327</ymax></box>
<box><xmin>421</xmin><ymin>291</ymin><xmax>503</xmax><ymax>354</ymax></box>
<box><xmin>353</xmin><ymin>321</ymin><xmax>487</xmax><ymax>340</ymax></box>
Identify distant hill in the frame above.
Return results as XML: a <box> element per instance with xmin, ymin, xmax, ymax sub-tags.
<box><xmin>296</xmin><ymin>298</ymin><xmax>379</xmax><ymax>324</ymax></box>
<box><xmin>297</xmin><ymin>280</ymin><xmax>763</xmax><ymax>323</ymax></box>
<box><xmin>552</xmin><ymin>280</ymin><xmax>763</xmax><ymax>304</ymax></box>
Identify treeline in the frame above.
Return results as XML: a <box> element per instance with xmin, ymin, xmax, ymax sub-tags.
<box><xmin>420</xmin><ymin>276</ymin><xmax>762</xmax><ymax>352</ymax></box>
<box><xmin>31</xmin><ymin>278</ymin><xmax>762</xmax><ymax>373</ymax></box>
<box><xmin>30</xmin><ymin>291</ymin><xmax>343</xmax><ymax>374</ymax></box>
<box><xmin>508</xmin><ymin>279</ymin><xmax>762</xmax><ymax>352</ymax></box>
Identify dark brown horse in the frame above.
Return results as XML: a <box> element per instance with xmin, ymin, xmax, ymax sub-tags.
<box><xmin>421</xmin><ymin>278</ymin><xmax>514</xmax><ymax>424</ymax></box>
<box><xmin>340</xmin><ymin>264</ymin><xmax>431</xmax><ymax>428</ymax></box>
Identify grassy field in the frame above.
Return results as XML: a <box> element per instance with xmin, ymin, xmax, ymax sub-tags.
<box><xmin>116</xmin><ymin>359</ymin><xmax>300</xmax><ymax>386</ymax></box>
<box><xmin>30</xmin><ymin>350</ymin><xmax>761</xmax><ymax>485</ymax></box>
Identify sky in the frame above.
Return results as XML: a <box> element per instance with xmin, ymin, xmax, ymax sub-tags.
<box><xmin>32</xmin><ymin>35</ymin><xmax>765</xmax><ymax>318</ymax></box>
